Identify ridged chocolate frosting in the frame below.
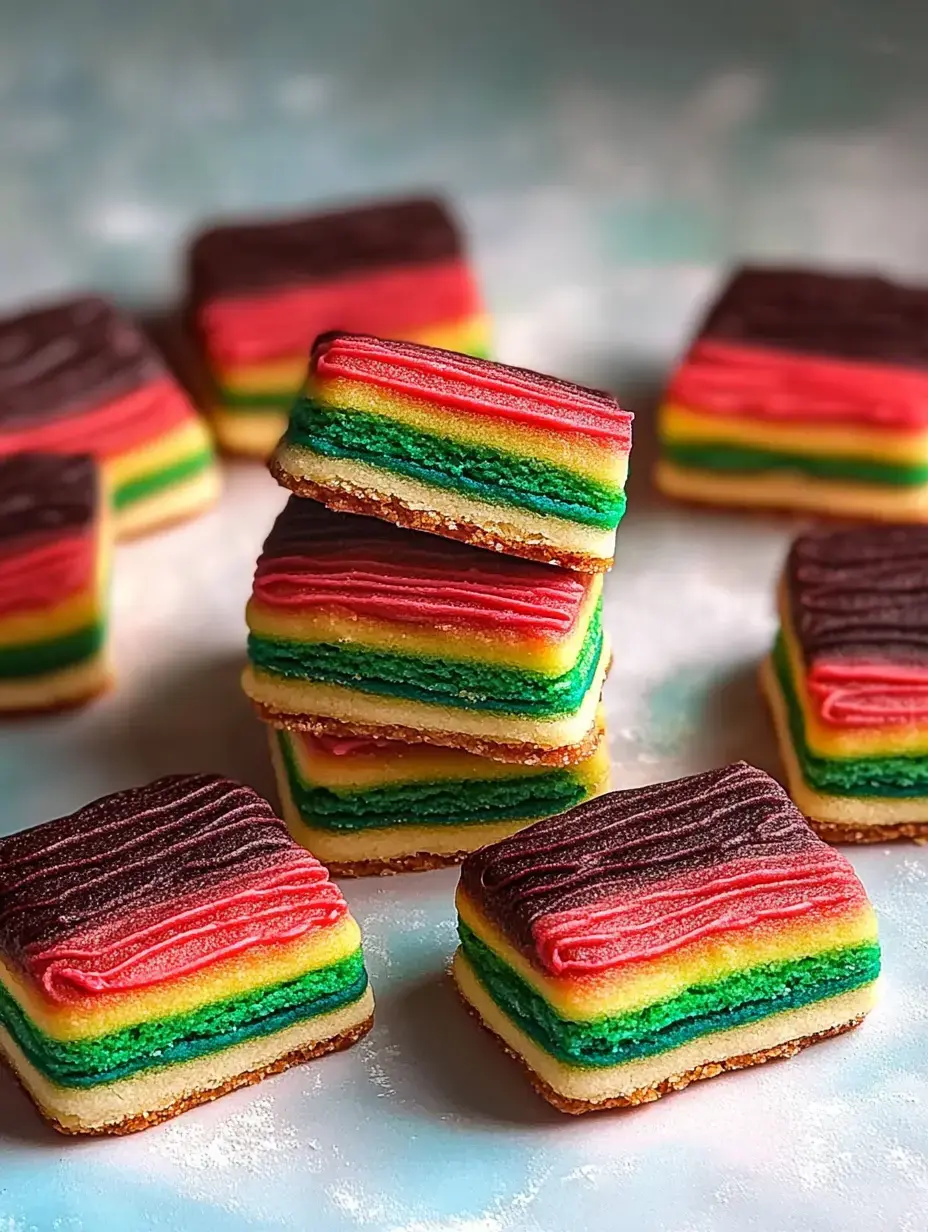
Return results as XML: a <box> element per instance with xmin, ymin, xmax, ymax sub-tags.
<box><xmin>0</xmin><ymin>453</ymin><xmax>97</xmax><ymax>544</ymax></box>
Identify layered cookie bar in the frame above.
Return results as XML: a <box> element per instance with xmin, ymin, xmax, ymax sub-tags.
<box><xmin>270</xmin><ymin>709</ymin><xmax>609</xmax><ymax>875</ymax></box>
<box><xmin>243</xmin><ymin>499</ymin><xmax>609</xmax><ymax>764</ymax></box>
<box><xmin>0</xmin><ymin>454</ymin><xmax>110</xmax><ymax>712</ymax></box>
<box><xmin>189</xmin><ymin>198</ymin><xmax>489</xmax><ymax>457</ymax></box>
<box><xmin>762</xmin><ymin>524</ymin><xmax>928</xmax><ymax>841</ymax></box>
<box><xmin>271</xmin><ymin>333</ymin><xmax>632</xmax><ymax>572</ymax></box>
<box><xmin>657</xmin><ymin>267</ymin><xmax>928</xmax><ymax>519</ymax></box>
<box><xmin>454</xmin><ymin>762</ymin><xmax>879</xmax><ymax>1114</ymax></box>
<box><xmin>0</xmin><ymin>297</ymin><xmax>218</xmax><ymax>538</ymax></box>
<box><xmin>0</xmin><ymin>775</ymin><xmax>373</xmax><ymax>1135</ymax></box>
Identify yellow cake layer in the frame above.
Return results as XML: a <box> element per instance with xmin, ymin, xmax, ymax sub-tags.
<box><xmin>761</xmin><ymin>655</ymin><xmax>928</xmax><ymax>826</ymax></box>
<box><xmin>314</xmin><ymin>377</ymin><xmax>627</xmax><ymax>487</ymax></box>
<box><xmin>243</xmin><ymin>635</ymin><xmax>610</xmax><ymax>752</ymax></box>
<box><xmin>212</xmin><ymin>407</ymin><xmax>288</xmax><ymax>457</ymax></box>
<box><xmin>655</xmin><ymin>458</ymin><xmax>928</xmax><ymax>520</ymax></box>
<box><xmin>778</xmin><ymin>596</ymin><xmax>928</xmax><ymax>758</ymax></box>
<box><xmin>283</xmin><ymin>706</ymin><xmax>608</xmax><ymax>791</ymax></box>
<box><xmin>247</xmin><ymin>577</ymin><xmax>601</xmax><ymax>676</ymax></box>
<box><xmin>453</xmin><ymin>950</ymin><xmax>876</xmax><ymax>1106</ymax></box>
<box><xmin>1</xmin><ymin>915</ymin><xmax>362</xmax><ymax>1042</ymax></box>
<box><xmin>456</xmin><ymin>888</ymin><xmax>878</xmax><ymax>1022</ymax></box>
<box><xmin>112</xmin><ymin>465</ymin><xmax>221</xmax><ymax>540</ymax></box>
<box><xmin>273</xmin><ymin>445</ymin><xmax>619</xmax><ymax>564</ymax></box>
<box><xmin>106</xmin><ymin>417</ymin><xmax>215</xmax><ymax>489</ymax></box>
<box><xmin>0</xmin><ymin>984</ymin><xmax>374</xmax><ymax>1134</ymax></box>
<box><xmin>0</xmin><ymin>651</ymin><xmax>111</xmax><ymax>713</ymax></box>
<box><xmin>661</xmin><ymin>402</ymin><xmax>928</xmax><ymax>465</ymax></box>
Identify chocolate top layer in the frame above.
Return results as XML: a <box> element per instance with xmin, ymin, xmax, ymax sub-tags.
<box><xmin>0</xmin><ymin>296</ymin><xmax>165</xmax><ymax>428</ymax></box>
<box><xmin>0</xmin><ymin>775</ymin><xmax>298</xmax><ymax>960</ymax></box>
<box><xmin>787</xmin><ymin>525</ymin><xmax>928</xmax><ymax>665</ymax></box>
<box><xmin>460</xmin><ymin>762</ymin><xmax>814</xmax><ymax>950</ymax></box>
<box><xmin>0</xmin><ymin>453</ymin><xmax>98</xmax><ymax>544</ymax></box>
<box><xmin>189</xmin><ymin>197</ymin><xmax>464</xmax><ymax>301</ymax></box>
<box><xmin>700</xmin><ymin>266</ymin><xmax>928</xmax><ymax>367</ymax></box>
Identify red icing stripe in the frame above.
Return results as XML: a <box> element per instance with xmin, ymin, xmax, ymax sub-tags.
<box><xmin>0</xmin><ymin>532</ymin><xmax>96</xmax><ymax>618</ymax></box>
<box><xmin>300</xmin><ymin>733</ymin><xmax>399</xmax><ymax>757</ymax></box>
<box><xmin>668</xmin><ymin>339</ymin><xmax>928</xmax><ymax>431</ymax></box>
<box><xmin>807</xmin><ymin>659</ymin><xmax>928</xmax><ymax>726</ymax></box>
<box><xmin>530</xmin><ymin>849</ymin><xmax>866</xmax><ymax>976</ymax></box>
<box><xmin>25</xmin><ymin>852</ymin><xmax>348</xmax><ymax>1003</ymax></box>
<box><xmin>311</xmin><ymin>333</ymin><xmax>633</xmax><ymax>445</ymax></box>
<box><xmin>199</xmin><ymin>260</ymin><xmax>483</xmax><ymax>367</ymax></box>
<box><xmin>0</xmin><ymin>379</ymin><xmax>196</xmax><ymax>461</ymax></box>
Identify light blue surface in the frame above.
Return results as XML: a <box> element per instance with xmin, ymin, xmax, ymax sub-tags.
<box><xmin>3</xmin><ymin>3</ymin><xmax>928</xmax><ymax>1229</ymax></box>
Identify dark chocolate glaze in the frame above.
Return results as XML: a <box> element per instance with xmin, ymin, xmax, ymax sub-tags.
<box><xmin>460</xmin><ymin>763</ymin><xmax>814</xmax><ymax>950</ymax></box>
<box><xmin>0</xmin><ymin>775</ymin><xmax>297</xmax><ymax>960</ymax></box>
<box><xmin>787</xmin><ymin>525</ymin><xmax>928</xmax><ymax>665</ymax></box>
<box><xmin>189</xmin><ymin>197</ymin><xmax>464</xmax><ymax>302</ymax></box>
<box><xmin>0</xmin><ymin>453</ymin><xmax>98</xmax><ymax>544</ymax></box>
<box><xmin>0</xmin><ymin>296</ymin><xmax>165</xmax><ymax>428</ymax></box>
<box><xmin>699</xmin><ymin>266</ymin><xmax>928</xmax><ymax>367</ymax></box>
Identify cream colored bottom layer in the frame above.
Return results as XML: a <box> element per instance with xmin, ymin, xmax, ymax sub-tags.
<box><xmin>655</xmin><ymin>458</ymin><xmax>928</xmax><ymax>520</ymax></box>
<box><xmin>244</xmin><ymin>636</ymin><xmax>609</xmax><ymax>751</ymax></box>
<box><xmin>113</xmin><ymin>465</ymin><xmax>222</xmax><ymax>540</ymax></box>
<box><xmin>453</xmin><ymin>951</ymin><xmax>876</xmax><ymax>1104</ymax></box>
<box><xmin>0</xmin><ymin>986</ymin><xmax>374</xmax><ymax>1133</ymax></box>
<box><xmin>273</xmin><ymin>443</ymin><xmax>617</xmax><ymax>563</ymax></box>
<box><xmin>0</xmin><ymin>652</ymin><xmax>111</xmax><ymax>713</ymax></box>
<box><xmin>212</xmin><ymin>408</ymin><xmax>288</xmax><ymax>458</ymax></box>
<box><xmin>761</xmin><ymin>656</ymin><xmax>928</xmax><ymax>826</ymax></box>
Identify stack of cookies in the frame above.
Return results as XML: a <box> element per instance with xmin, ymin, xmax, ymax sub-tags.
<box><xmin>242</xmin><ymin>331</ymin><xmax>633</xmax><ymax>874</ymax></box>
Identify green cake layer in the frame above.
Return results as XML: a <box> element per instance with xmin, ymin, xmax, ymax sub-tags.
<box><xmin>276</xmin><ymin>733</ymin><xmax>592</xmax><ymax>832</ymax></box>
<box><xmin>249</xmin><ymin>600</ymin><xmax>604</xmax><ymax>718</ymax></box>
<box><xmin>458</xmin><ymin>922</ymin><xmax>880</xmax><ymax>1069</ymax></box>
<box><xmin>285</xmin><ymin>400</ymin><xmax>628</xmax><ymax>530</ymax></box>
<box><xmin>0</xmin><ymin>622</ymin><xmax>106</xmax><ymax>680</ymax></box>
<box><xmin>664</xmin><ymin>440</ymin><xmax>928</xmax><ymax>487</ymax></box>
<box><xmin>773</xmin><ymin>636</ymin><xmax>928</xmax><ymax>796</ymax></box>
<box><xmin>112</xmin><ymin>448</ymin><xmax>216</xmax><ymax>512</ymax></box>
<box><xmin>0</xmin><ymin>950</ymin><xmax>367</xmax><ymax>1089</ymax></box>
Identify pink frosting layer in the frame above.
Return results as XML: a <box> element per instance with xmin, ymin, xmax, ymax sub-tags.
<box><xmin>808</xmin><ymin>660</ymin><xmax>928</xmax><ymax>726</ymax></box>
<box><xmin>0</xmin><ymin>532</ymin><xmax>96</xmax><ymax>619</ymax></box>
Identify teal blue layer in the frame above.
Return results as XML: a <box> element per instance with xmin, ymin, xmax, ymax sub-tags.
<box><xmin>459</xmin><ymin>921</ymin><xmax>879</xmax><ymax>1069</ymax></box>
<box><xmin>277</xmin><ymin>732</ymin><xmax>595</xmax><ymax>832</ymax></box>
<box><xmin>0</xmin><ymin>950</ymin><xmax>367</xmax><ymax>1089</ymax></box>
<box><xmin>773</xmin><ymin>635</ymin><xmax>928</xmax><ymax>796</ymax></box>
<box><xmin>664</xmin><ymin>440</ymin><xmax>928</xmax><ymax>487</ymax></box>
<box><xmin>0</xmin><ymin>622</ymin><xmax>105</xmax><ymax>681</ymax></box>
<box><xmin>284</xmin><ymin>399</ymin><xmax>627</xmax><ymax>530</ymax></box>
<box><xmin>249</xmin><ymin>599</ymin><xmax>603</xmax><ymax>718</ymax></box>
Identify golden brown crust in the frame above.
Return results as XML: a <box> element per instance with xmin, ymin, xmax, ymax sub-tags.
<box><xmin>15</xmin><ymin>1016</ymin><xmax>373</xmax><ymax>1137</ymax></box>
<box><xmin>457</xmin><ymin>993</ymin><xmax>865</xmax><ymax>1114</ymax></box>
<box><xmin>808</xmin><ymin>819</ymin><xmax>928</xmax><ymax>844</ymax></box>
<box><xmin>0</xmin><ymin>677</ymin><xmax>114</xmax><ymax>720</ymax></box>
<box><xmin>250</xmin><ymin>702</ymin><xmax>604</xmax><ymax>768</ymax></box>
<box><xmin>327</xmin><ymin>850</ymin><xmax>474</xmax><ymax>877</ymax></box>
<box><xmin>268</xmin><ymin>459</ymin><xmax>613</xmax><ymax>574</ymax></box>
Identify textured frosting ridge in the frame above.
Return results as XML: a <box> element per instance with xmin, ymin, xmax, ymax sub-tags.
<box><xmin>0</xmin><ymin>454</ymin><xmax>97</xmax><ymax>544</ymax></box>
<box><xmin>0</xmin><ymin>775</ymin><xmax>347</xmax><ymax>1002</ymax></box>
<box><xmin>461</xmin><ymin>763</ymin><xmax>866</xmax><ymax>974</ymax></box>
<box><xmin>253</xmin><ymin>496</ymin><xmax>591</xmax><ymax>637</ymax></box>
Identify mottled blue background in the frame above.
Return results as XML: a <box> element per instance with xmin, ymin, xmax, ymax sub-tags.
<box><xmin>2</xmin><ymin>3</ymin><xmax>928</xmax><ymax>1229</ymax></box>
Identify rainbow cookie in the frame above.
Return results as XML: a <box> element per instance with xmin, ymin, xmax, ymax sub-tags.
<box><xmin>271</xmin><ymin>333</ymin><xmax>632</xmax><ymax>572</ymax></box>
<box><xmin>0</xmin><ymin>775</ymin><xmax>373</xmax><ymax>1135</ymax></box>
<box><xmin>243</xmin><ymin>498</ymin><xmax>610</xmax><ymax>765</ymax></box>
<box><xmin>189</xmin><ymin>198</ymin><xmax>489</xmax><ymax>457</ymax></box>
<box><xmin>270</xmin><ymin>709</ymin><xmax>610</xmax><ymax>875</ymax></box>
<box><xmin>0</xmin><ymin>454</ymin><xmax>111</xmax><ymax>713</ymax></box>
<box><xmin>453</xmin><ymin>762</ymin><xmax>879</xmax><ymax>1114</ymax></box>
<box><xmin>656</xmin><ymin>267</ymin><xmax>928</xmax><ymax>519</ymax></box>
<box><xmin>0</xmin><ymin>297</ymin><xmax>219</xmax><ymax>538</ymax></box>
<box><xmin>762</xmin><ymin>524</ymin><xmax>928</xmax><ymax>842</ymax></box>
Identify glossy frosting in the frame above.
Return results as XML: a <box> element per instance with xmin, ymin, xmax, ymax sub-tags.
<box><xmin>253</xmin><ymin>497</ymin><xmax>591</xmax><ymax>638</ymax></box>
<box><xmin>311</xmin><ymin>333</ymin><xmax>633</xmax><ymax>445</ymax></box>
<box><xmin>0</xmin><ymin>454</ymin><xmax>97</xmax><ymax>544</ymax></box>
<box><xmin>787</xmin><ymin>525</ymin><xmax>928</xmax><ymax>726</ymax></box>
<box><xmin>0</xmin><ymin>775</ymin><xmax>347</xmax><ymax>1003</ymax></box>
<box><xmin>460</xmin><ymin>763</ymin><xmax>863</xmax><ymax>973</ymax></box>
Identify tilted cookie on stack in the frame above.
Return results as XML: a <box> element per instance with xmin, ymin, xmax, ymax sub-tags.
<box><xmin>243</xmin><ymin>332</ymin><xmax>632</xmax><ymax>874</ymax></box>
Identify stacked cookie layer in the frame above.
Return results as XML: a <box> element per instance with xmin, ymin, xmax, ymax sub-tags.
<box><xmin>0</xmin><ymin>775</ymin><xmax>373</xmax><ymax>1135</ymax></box>
<box><xmin>189</xmin><ymin>199</ymin><xmax>489</xmax><ymax>457</ymax></box>
<box><xmin>656</xmin><ymin>268</ymin><xmax>928</xmax><ymax>520</ymax></box>
<box><xmin>454</xmin><ymin>763</ymin><xmax>879</xmax><ymax>1113</ymax></box>
<box><xmin>762</xmin><ymin>524</ymin><xmax>928</xmax><ymax>841</ymax></box>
